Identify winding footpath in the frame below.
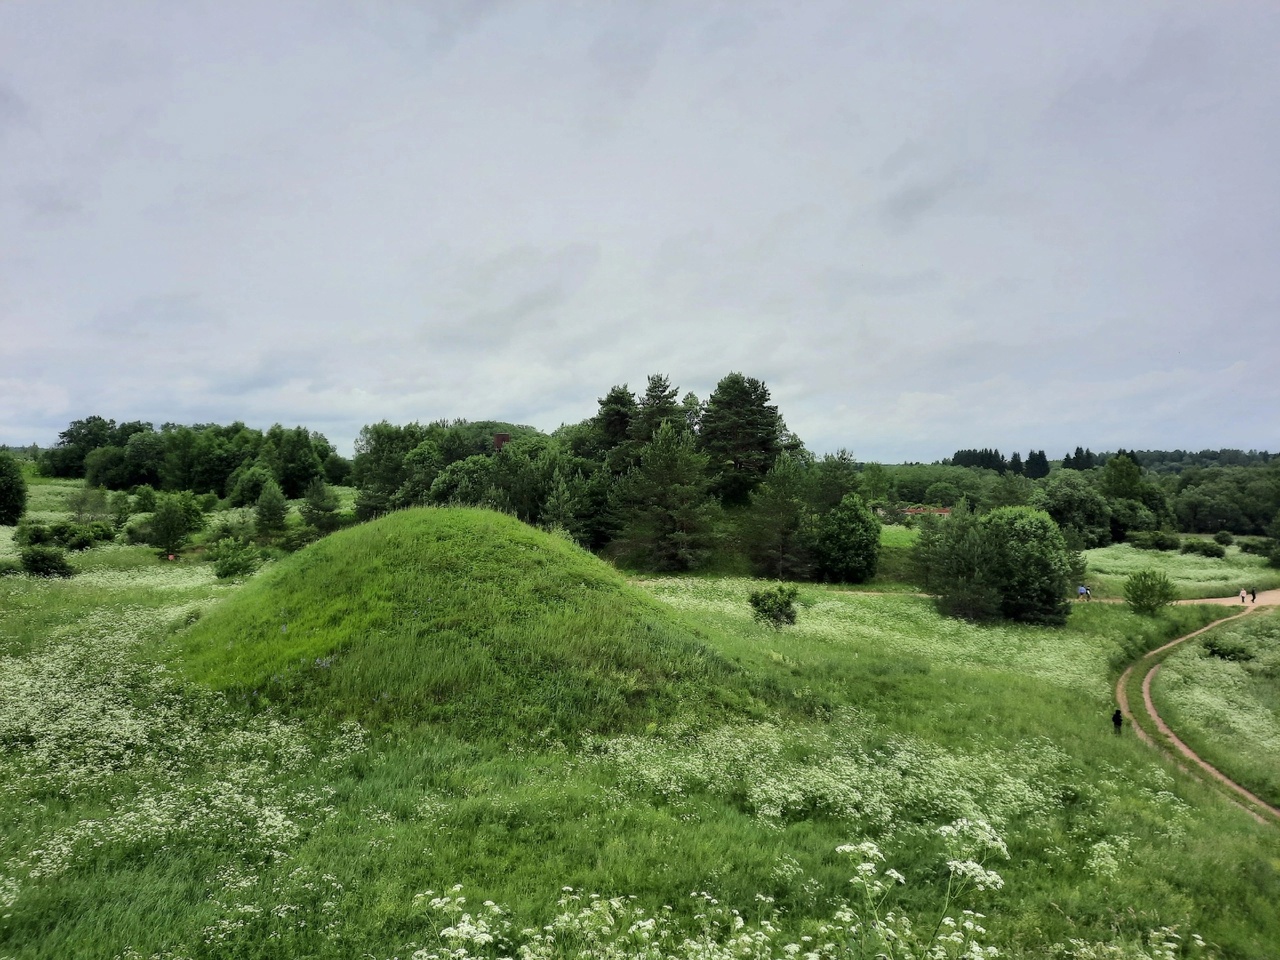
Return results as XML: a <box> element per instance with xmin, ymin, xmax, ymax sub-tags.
<box><xmin>1115</xmin><ymin>588</ymin><xmax>1280</xmax><ymax>825</ymax></box>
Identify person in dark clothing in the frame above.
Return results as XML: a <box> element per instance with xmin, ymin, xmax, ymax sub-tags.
<box><xmin>1112</xmin><ymin>709</ymin><xmax>1123</xmax><ymax>734</ymax></box>
<box><xmin>1250</xmin><ymin>587</ymin><xmax>1257</xmax><ymax>603</ymax></box>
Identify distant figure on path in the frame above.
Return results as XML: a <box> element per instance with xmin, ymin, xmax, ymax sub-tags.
<box><xmin>1250</xmin><ymin>587</ymin><xmax>1257</xmax><ymax>603</ymax></box>
<box><xmin>1112</xmin><ymin>709</ymin><xmax>1123</xmax><ymax>734</ymax></box>
<box><xmin>1240</xmin><ymin>589</ymin><xmax>1247</xmax><ymax>604</ymax></box>
<box><xmin>1085</xmin><ymin>586</ymin><xmax>1092</xmax><ymax>601</ymax></box>
<box><xmin>1078</xmin><ymin>585</ymin><xmax>1087</xmax><ymax>601</ymax></box>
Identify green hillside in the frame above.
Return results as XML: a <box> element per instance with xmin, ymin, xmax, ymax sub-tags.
<box><xmin>175</xmin><ymin>508</ymin><xmax>755</xmax><ymax>738</ymax></box>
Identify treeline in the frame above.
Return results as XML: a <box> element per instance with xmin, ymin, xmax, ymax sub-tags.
<box><xmin>34</xmin><ymin>417</ymin><xmax>351</xmax><ymax>501</ymax></box>
<box><xmin>349</xmin><ymin>373</ymin><xmax>879</xmax><ymax>580</ymax></box>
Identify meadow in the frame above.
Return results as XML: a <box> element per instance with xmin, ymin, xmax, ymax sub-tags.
<box><xmin>1082</xmin><ymin>543</ymin><xmax>1280</xmax><ymax>600</ymax></box>
<box><xmin>2</xmin><ymin>485</ymin><xmax>1279</xmax><ymax>959</ymax></box>
<box><xmin>1148</xmin><ymin>610</ymin><xmax>1280</xmax><ymax>809</ymax></box>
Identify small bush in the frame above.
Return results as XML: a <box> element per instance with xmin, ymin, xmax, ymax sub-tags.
<box><xmin>13</xmin><ymin>523</ymin><xmax>53</xmax><ymax>547</ymax></box>
<box><xmin>749</xmin><ymin>583</ymin><xmax>799</xmax><ymax>630</ymax></box>
<box><xmin>1204</xmin><ymin>635</ymin><xmax>1254</xmax><ymax>662</ymax></box>
<box><xmin>1129</xmin><ymin>530</ymin><xmax>1180</xmax><ymax>551</ymax></box>
<box><xmin>124</xmin><ymin>517</ymin><xmax>152</xmax><ymax>545</ymax></box>
<box><xmin>20</xmin><ymin>544</ymin><xmax>75</xmax><ymax>578</ymax></box>
<box><xmin>0</xmin><ymin>558</ymin><xmax>21</xmax><ymax>577</ymax></box>
<box><xmin>1124</xmin><ymin>569</ymin><xmax>1178</xmax><ymax>616</ymax></box>
<box><xmin>132</xmin><ymin>484</ymin><xmax>157</xmax><ymax>512</ymax></box>
<box><xmin>1213</xmin><ymin>530</ymin><xmax>1235</xmax><ymax>546</ymax></box>
<box><xmin>1180</xmin><ymin>539</ymin><xmax>1226</xmax><ymax>559</ymax></box>
<box><xmin>1236</xmin><ymin>536</ymin><xmax>1271</xmax><ymax>556</ymax></box>
<box><xmin>49</xmin><ymin>520</ymin><xmax>94</xmax><ymax>550</ymax></box>
<box><xmin>207</xmin><ymin>537</ymin><xmax>260</xmax><ymax>580</ymax></box>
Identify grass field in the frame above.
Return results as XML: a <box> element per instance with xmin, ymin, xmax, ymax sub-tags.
<box><xmin>3</xmin><ymin>500</ymin><xmax>1280</xmax><ymax>958</ymax></box>
<box><xmin>1083</xmin><ymin>542</ymin><xmax>1280</xmax><ymax>599</ymax></box>
<box><xmin>1149</xmin><ymin>610</ymin><xmax>1280</xmax><ymax>810</ymax></box>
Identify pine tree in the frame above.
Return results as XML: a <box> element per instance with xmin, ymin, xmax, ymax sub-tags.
<box><xmin>697</xmin><ymin>372</ymin><xmax>787</xmax><ymax>506</ymax></box>
<box><xmin>255</xmin><ymin>479</ymin><xmax>288</xmax><ymax>536</ymax></box>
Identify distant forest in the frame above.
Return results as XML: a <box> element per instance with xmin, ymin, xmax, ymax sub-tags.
<box><xmin>8</xmin><ymin>372</ymin><xmax>1280</xmax><ymax>577</ymax></box>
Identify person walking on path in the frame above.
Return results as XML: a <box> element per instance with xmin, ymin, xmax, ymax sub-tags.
<box><xmin>1241</xmin><ymin>588</ymin><xmax>1248</xmax><ymax>604</ymax></box>
<box><xmin>1078</xmin><ymin>585</ymin><xmax>1087</xmax><ymax>601</ymax></box>
<box><xmin>1112</xmin><ymin>709</ymin><xmax>1123</xmax><ymax>734</ymax></box>
<box><xmin>1251</xmin><ymin>587</ymin><xmax>1257</xmax><ymax>603</ymax></box>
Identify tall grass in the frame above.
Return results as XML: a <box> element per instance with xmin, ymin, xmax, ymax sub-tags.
<box><xmin>3</xmin><ymin>506</ymin><xmax>1280</xmax><ymax>958</ymax></box>
<box><xmin>1084</xmin><ymin>543</ymin><xmax>1280</xmax><ymax>599</ymax></box>
<box><xmin>1149</xmin><ymin>610</ymin><xmax>1280</xmax><ymax>808</ymax></box>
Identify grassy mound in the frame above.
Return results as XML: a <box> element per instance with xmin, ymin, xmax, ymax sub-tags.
<box><xmin>174</xmin><ymin>508</ymin><xmax>754</xmax><ymax>739</ymax></box>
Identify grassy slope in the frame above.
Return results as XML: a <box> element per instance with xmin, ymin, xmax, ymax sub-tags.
<box><xmin>5</xmin><ymin>504</ymin><xmax>1280</xmax><ymax>958</ymax></box>
<box><xmin>1150</xmin><ymin>609</ymin><xmax>1280</xmax><ymax>808</ymax></box>
<box><xmin>1084</xmin><ymin>542</ymin><xmax>1280</xmax><ymax>599</ymax></box>
<box><xmin>174</xmin><ymin>508</ymin><xmax>761</xmax><ymax>739</ymax></box>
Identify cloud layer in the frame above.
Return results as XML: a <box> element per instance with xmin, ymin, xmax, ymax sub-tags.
<box><xmin>3</xmin><ymin>1</ymin><xmax>1277</xmax><ymax>460</ymax></box>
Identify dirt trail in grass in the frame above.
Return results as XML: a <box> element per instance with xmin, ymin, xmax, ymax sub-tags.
<box><xmin>1115</xmin><ymin>596</ymin><xmax>1280</xmax><ymax>825</ymax></box>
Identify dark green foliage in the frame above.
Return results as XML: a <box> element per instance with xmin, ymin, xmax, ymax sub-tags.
<box><xmin>748</xmin><ymin>583</ymin><xmax>799</xmax><ymax>630</ymax></box>
<box><xmin>227</xmin><ymin>461</ymin><xmax>275</xmax><ymax>507</ymax></box>
<box><xmin>322</xmin><ymin>451</ymin><xmax>352</xmax><ymax>486</ymax></box>
<box><xmin>1203</xmin><ymin>634</ymin><xmax>1255</xmax><ymax>662</ymax></box>
<box><xmin>591</xmin><ymin>384</ymin><xmax>638</xmax><ymax>457</ymax></box>
<box><xmin>429</xmin><ymin>455</ymin><xmax>497</xmax><ymax>506</ymax></box>
<box><xmin>132</xmin><ymin>484</ymin><xmax>157</xmax><ymax>512</ymax></box>
<box><xmin>1129</xmin><ymin>530</ymin><xmax>1181</xmax><ymax>551</ymax></box>
<box><xmin>352</xmin><ymin>420</ymin><xmax>429</xmax><ymax>519</ymax></box>
<box><xmin>16</xmin><ymin>520</ymin><xmax>113</xmax><ymax>551</ymax></box>
<box><xmin>1124</xmin><ymin>570</ymin><xmax>1178</xmax><ymax>615</ymax></box>
<box><xmin>0</xmin><ymin>558</ymin><xmax>19</xmax><ymax>577</ymax></box>
<box><xmin>698</xmin><ymin>373</ymin><xmax>789</xmax><ymax>506</ymax></box>
<box><xmin>108</xmin><ymin>490</ymin><xmax>132</xmax><ymax>529</ymax></box>
<box><xmin>949</xmin><ymin>448</ymin><xmax>1006</xmax><ymax>472</ymax></box>
<box><xmin>393</xmin><ymin>440</ymin><xmax>443</xmax><ymax>508</ymax></box>
<box><xmin>806</xmin><ymin>449</ymin><xmax>860</xmax><ymax>512</ymax></box>
<box><xmin>207</xmin><ymin>537</ymin><xmax>261</xmax><ymax>579</ymax></box>
<box><xmin>255</xmin><ymin>479</ymin><xmax>288</xmax><ymax>536</ymax></box>
<box><xmin>811</xmin><ymin>492</ymin><xmax>880</xmax><ymax>584</ymax></box>
<box><xmin>300</xmin><ymin>478</ymin><xmax>342</xmax><ymax>532</ymax></box>
<box><xmin>1213</xmin><ymin>529</ymin><xmax>1235</xmax><ymax>546</ymax></box>
<box><xmin>629</xmin><ymin>374</ymin><xmax>683</xmax><ymax>445</ymax></box>
<box><xmin>915</xmin><ymin>502</ymin><xmax>1073</xmax><ymax>625</ymax></box>
<box><xmin>981</xmin><ymin>507</ymin><xmax>1074</xmax><ymax>625</ymax></box>
<box><xmin>1062</xmin><ymin>446</ymin><xmax>1097</xmax><ymax>470</ymax></box>
<box><xmin>1031</xmin><ymin>471</ymin><xmax>1111</xmax><ymax>547</ymax></box>
<box><xmin>39</xmin><ymin>415</ymin><xmax>116</xmax><ymax>477</ymax></box>
<box><xmin>273</xmin><ymin>425</ymin><xmax>324</xmax><ymax>498</ymax></box>
<box><xmin>743</xmin><ymin>453</ymin><xmax>813</xmax><ymax>579</ymax></box>
<box><xmin>1180</xmin><ymin>539</ymin><xmax>1226</xmax><ymax>559</ymax></box>
<box><xmin>1007</xmin><ymin>451</ymin><xmax>1023</xmax><ymax>475</ymax></box>
<box><xmin>149</xmin><ymin>493</ymin><xmax>197</xmax><ymax>555</ymax></box>
<box><xmin>613</xmin><ymin>422</ymin><xmax>718</xmax><ymax>572</ymax></box>
<box><xmin>923</xmin><ymin>500</ymin><xmax>1002</xmax><ymax>621</ymax></box>
<box><xmin>0</xmin><ymin>451</ymin><xmax>27</xmax><ymax>524</ymax></box>
<box><xmin>20</xmin><ymin>544</ymin><xmax>75</xmax><ymax>578</ymax></box>
<box><xmin>1024</xmin><ymin>450</ymin><xmax>1050</xmax><ymax>479</ymax></box>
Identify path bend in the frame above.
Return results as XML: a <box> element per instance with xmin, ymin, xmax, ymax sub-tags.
<box><xmin>1115</xmin><ymin>597</ymin><xmax>1280</xmax><ymax>824</ymax></box>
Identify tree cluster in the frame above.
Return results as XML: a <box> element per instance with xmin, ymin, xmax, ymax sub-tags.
<box><xmin>38</xmin><ymin>417</ymin><xmax>350</xmax><ymax>501</ymax></box>
<box><xmin>350</xmin><ymin>373</ymin><xmax>880</xmax><ymax>581</ymax></box>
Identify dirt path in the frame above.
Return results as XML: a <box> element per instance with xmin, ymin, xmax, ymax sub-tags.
<box><xmin>1115</xmin><ymin>596</ymin><xmax>1280</xmax><ymax>824</ymax></box>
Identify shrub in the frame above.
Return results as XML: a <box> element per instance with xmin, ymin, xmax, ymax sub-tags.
<box><xmin>811</xmin><ymin>492</ymin><xmax>880</xmax><ymax>583</ymax></box>
<box><xmin>0</xmin><ymin>450</ymin><xmax>27</xmax><ymax>525</ymax></box>
<box><xmin>0</xmin><ymin>558</ymin><xmax>21</xmax><ymax>577</ymax></box>
<box><xmin>20</xmin><ymin>544</ymin><xmax>75</xmax><ymax>578</ymax></box>
<box><xmin>1180</xmin><ymin>539</ymin><xmax>1226</xmax><ymax>559</ymax></box>
<box><xmin>1129</xmin><ymin>530</ymin><xmax>1180</xmax><ymax>551</ymax></box>
<box><xmin>13</xmin><ymin>523</ymin><xmax>53</xmax><ymax>547</ymax></box>
<box><xmin>255</xmin><ymin>479</ymin><xmax>288</xmax><ymax>536</ymax></box>
<box><xmin>206</xmin><ymin>537</ymin><xmax>260</xmax><ymax>580</ymax></box>
<box><xmin>132</xmin><ymin>484</ymin><xmax>157</xmax><ymax>512</ymax></box>
<box><xmin>748</xmin><ymin>583</ymin><xmax>799</xmax><ymax>630</ymax></box>
<box><xmin>1204</xmin><ymin>635</ymin><xmax>1254</xmax><ymax>662</ymax></box>
<box><xmin>1124</xmin><ymin>570</ymin><xmax>1178</xmax><ymax>616</ymax></box>
<box><xmin>1213</xmin><ymin>530</ymin><xmax>1235</xmax><ymax>546</ymax></box>
<box><xmin>48</xmin><ymin>520</ymin><xmax>94</xmax><ymax>550</ymax></box>
<box><xmin>1236</xmin><ymin>536</ymin><xmax>1271</xmax><ymax>556</ymax></box>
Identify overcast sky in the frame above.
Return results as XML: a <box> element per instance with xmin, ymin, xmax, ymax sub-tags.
<box><xmin>2</xmin><ymin>2</ymin><xmax>1278</xmax><ymax>461</ymax></box>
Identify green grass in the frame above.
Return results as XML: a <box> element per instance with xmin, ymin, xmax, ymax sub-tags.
<box><xmin>5</xmin><ymin>505</ymin><xmax>1280</xmax><ymax>959</ymax></box>
<box><xmin>175</xmin><ymin>508</ymin><xmax>761</xmax><ymax>739</ymax></box>
<box><xmin>1084</xmin><ymin>542</ymin><xmax>1280</xmax><ymax>599</ymax></box>
<box><xmin>1150</xmin><ymin>610</ymin><xmax>1280</xmax><ymax>809</ymax></box>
